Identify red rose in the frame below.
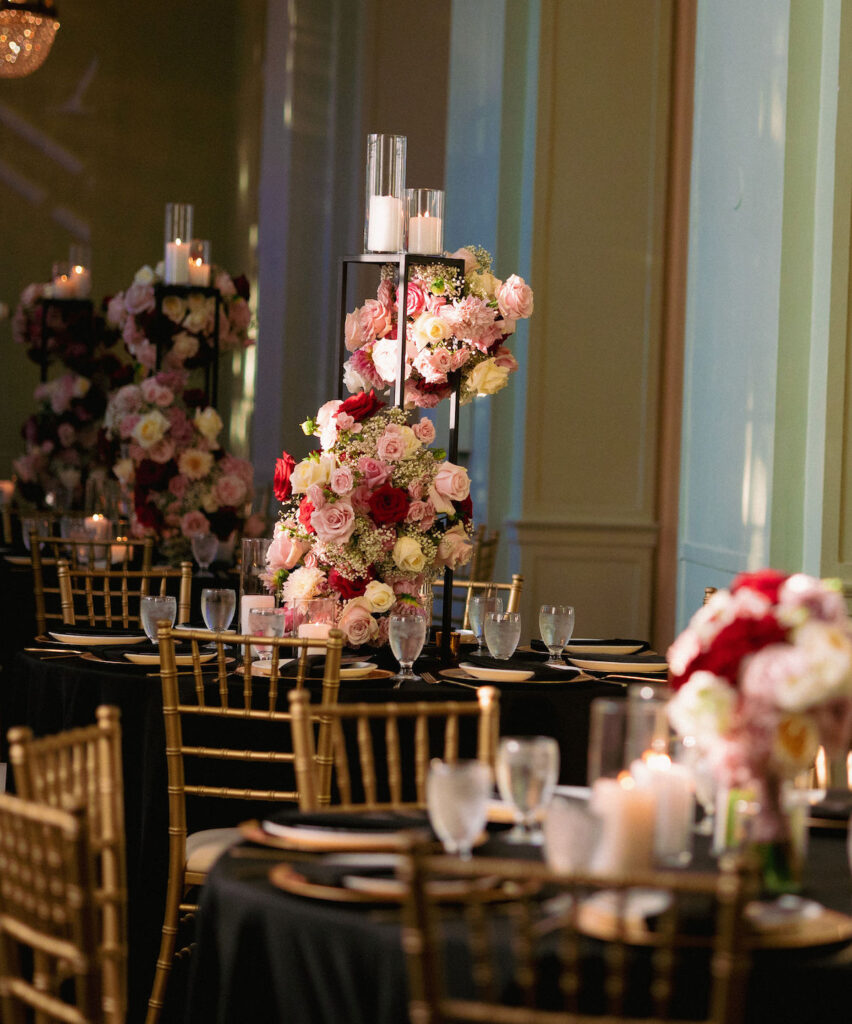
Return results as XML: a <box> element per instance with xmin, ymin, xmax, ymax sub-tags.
<box><xmin>328</xmin><ymin>570</ymin><xmax>369</xmax><ymax>600</ymax></box>
<box><xmin>274</xmin><ymin>451</ymin><xmax>296</xmax><ymax>501</ymax></box>
<box><xmin>670</xmin><ymin>613</ymin><xmax>787</xmax><ymax>689</ymax></box>
<box><xmin>134</xmin><ymin>501</ymin><xmax>162</xmax><ymax>532</ymax></box>
<box><xmin>730</xmin><ymin>569</ymin><xmax>788</xmax><ymax>604</ymax></box>
<box><xmin>369</xmin><ymin>484</ymin><xmax>410</xmax><ymax>525</ymax></box>
<box><xmin>336</xmin><ymin>389</ymin><xmax>384</xmax><ymax>423</ymax></box>
<box><xmin>298</xmin><ymin>498</ymin><xmax>316</xmax><ymax>534</ymax></box>
<box><xmin>453</xmin><ymin>496</ymin><xmax>473</xmax><ymax>521</ymax></box>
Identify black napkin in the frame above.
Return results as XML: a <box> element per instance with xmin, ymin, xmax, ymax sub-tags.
<box><xmin>263</xmin><ymin>808</ymin><xmax>430</xmax><ymax>832</ymax></box>
<box><xmin>463</xmin><ymin>652</ymin><xmax>582</xmax><ymax>682</ymax></box>
<box><xmin>532</xmin><ymin>636</ymin><xmax>649</xmax><ymax>653</ymax></box>
<box><xmin>49</xmin><ymin>623</ymin><xmax>147</xmax><ymax>640</ymax></box>
<box><xmin>289</xmin><ymin>856</ymin><xmax>401</xmax><ymax>888</ymax></box>
<box><xmin>85</xmin><ymin>640</ymin><xmax>195</xmax><ymax>663</ymax></box>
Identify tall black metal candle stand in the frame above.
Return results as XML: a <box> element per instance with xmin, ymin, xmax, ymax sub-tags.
<box><xmin>153</xmin><ymin>284</ymin><xmax>222</xmax><ymax>407</ymax></box>
<box><xmin>37</xmin><ymin>298</ymin><xmax>95</xmax><ymax>383</ymax></box>
<box><xmin>336</xmin><ymin>252</ymin><xmax>466</xmax><ymax>664</ymax></box>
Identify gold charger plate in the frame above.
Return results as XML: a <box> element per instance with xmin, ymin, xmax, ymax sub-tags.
<box><xmin>440</xmin><ymin>668</ymin><xmax>589</xmax><ymax>686</ymax></box>
<box><xmin>239</xmin><ymin>819</ymin><xmax>420</xmax><ymax>853</ymax></box>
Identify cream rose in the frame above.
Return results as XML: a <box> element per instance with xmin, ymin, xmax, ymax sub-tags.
<box><xmin>466</xmin><ymin>270</ymin><xmax>502</xmax><ymax>301</ymax></box>
<box><xmin>363</xmin><ymin>581</ymin><xmax>396</xmax><ymax>614</ymax></box>
<box><xmin>133</xmin><ymin>264</ymin><xmax>156</xmax><ymax>285</ymax></box>
<box><xmin>436</xmin><ymin>525</ymin><xmax>473</xmax><ymax>570</ymax></box>
<box><xmin>73</xmin><ymin>376</ymin><xmax>91</xmax><ymax>398</ymax></box>
<box><xmin>432</xmin><ymin>462</ymin><xmax>470</xmax><ymax>502</ymax></box>
<box><xmin>291</xmin><ymin>457</ymin><xmax>329</xmax><ymax>493</ymax></box>
<box><xmin>112</xmin><ymin>457</ymin><xmax>135</xmax><ymax>485</ymax></box>
<box><xmin>410</xmin><ymin>311</ymin><xmax>451</xmax><ymax>352</ymax></box>
<box><xmin>131</xmin><ymin>409</ymin><xmax>169</xmax><ymax>449</ymax></box>
<box><xmin>195</xmin><ymin>406</ymin><xmax>223</xmax><ymax>444</ymax></box>
<box><xmin>162</xmin><ymin>295</ymin><xmax>187</xmax><ymax>323</ymax></box>
<box><xmin>178</xmin><ymin>447</ymin><xmax>214</xmax><ymax>481</ymax></box>
<box><xmin>468</xmin><ymin>358</ymin><xmax>510</xmax><ymax>396</ymax></box>
<box><xmin>392</xmin><ymin>536</ymin><xmax>426</xmax><ymax>574</ymax></box>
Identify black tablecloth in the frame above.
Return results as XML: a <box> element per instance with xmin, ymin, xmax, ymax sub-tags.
<box><xmin>187</xmin><ymin>832</ymin><xmax>852</xmax><ymax>1024</ymax></box>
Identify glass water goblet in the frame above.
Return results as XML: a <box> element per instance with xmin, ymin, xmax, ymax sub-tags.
<box><xmin>389</xmin><ymin>610</ymin><xmax>428</xmax><ymax>687</ymax></box>
<box><xmin>495</xmin><ymin>736</ymin><xmax>560</xmax><ymax>844</ymax></box>
<box><xmin>538</xmin><ymin>604</ymin><xmax>575</xmax><ymax>665</ymax></box>
<box><xmin>140</xmin><ymin>595</ymin><xmax>177</xmax><ymax>646</ymax></box>
<box><xmin>201</xmin><ymin>588</ymin><xmax>236</xmax><ymax>649</ymax></box>
<box><xmin>426</xmin><ymin>759</ymin><xmax>493</xmax><ymax>859</ymax></box>
<box><xmin>191</xmin><ymin>531</ymin><xmax>219</xmax><ymax>578</ymax></box>
<box><xmin>248</xmin><ymin>607</ymin><xmax>285</xmax><ymax>661</ymax></box>
<box><xmin>468</xmin><ymin>593</ymin><xmax>503</xmax><ymax>653</ymax></box>
<box><xmin>484</xmin><ymin>611</ymin><xmax>521</xmax><ymax>661</ymax></box>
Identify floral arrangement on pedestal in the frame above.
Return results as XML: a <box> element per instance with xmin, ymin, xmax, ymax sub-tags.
<box><xmin>341</xmin><ymin>246</ymin><xmax>533</xmax><ymax>408</ymax></box>
<box><xmin>105</xmin><ymin>264</ymin><xmax>253</xmax><ymax>373</ymax></box>
<box><xmin>12</xmin><ymin>282</ymin><xmax>97</xmax><ymax>370</ymax></box>
<box><xmin>104</xmin><ymin>369</ymin><xmax>256</xmax><ymax>560</ymax></box>
<box><xmin>666</xmin><ymin>569</ymin><xmax>852</xmax><ymax>890</ymax></box>
<box><xmin>266</xmin><ymin>390</ymin><xmax>474</xmax><ymax>647</ymax></box>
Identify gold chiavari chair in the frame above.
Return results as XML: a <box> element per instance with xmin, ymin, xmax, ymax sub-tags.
<box><xmin>31</xmin><ymin>534</ymin><xmax>154</xmax><ymax>635</ymax></box>
<box><xmin>468</xmin><ymin>525</ymin><xmax>500</xmax><ymax>582</ymax></box>
<box><xmin>434</xmin><ymin>574</ymin><xmax>524</xmax><ymax>631</ymax></box>
<box><xmin>56</xmin><ymin>558</ymin><xmax>192</xmax><ymax>630</ymax></box>
<box><xmin>1</xmin><ymin>505</ymin><xmax>12</xmax><ymax>546</ymax></box>
<box><xmin>7</xmin><ymin>707</ymin><xmax>126</xmax><ymax>1024</ymax></box>
<box><xmin>146</xmin><ymin>625</ymin><xmax>345</xmax><ymax>1024</ymax></box>
<box><xmin>0</xmin><ymin>795</ymin><xmax>104</xmax><ymax>1024</ymax></box>
<box><xmin>400</xmin><ymin>843</ymin><xmax>757</xmax><ymax>1024</ymax></box>
<box><xmin>289</xmin><ymin>685</ymin><xmax>500</xmax><ymax>811</ymax></box>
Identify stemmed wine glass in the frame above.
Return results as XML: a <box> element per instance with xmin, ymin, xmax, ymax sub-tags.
<box><xmin>538</xmin><ymin>604</ymin><xmax>575</xmax><ymax>665</ymax></box>
<box><xmin>191</xmin><ymin>531</ymin><xmax>219</xmax><ymax>578</ymax></box>
<box><xmin>468</xmin><ymin>593</ymin><xmax>503</xmax><ymax>653</ymax></box>
<box><xmin>426</xmin><ymin>759</ymin><xmax>493</xmax><ymax>859</ymax></box>
<box><xmin>201</xmin><ymin>588</ymin><xmax>236</xmax><ymax>649</ymax></box>
<box><xmin>140</xmin><ymin>595</ymin><xmax>177</xmax><ymax>646</ymax></box>
<box><xmin>388</xmin><ymin>609</ymin><xmax>428</xmax><ymax>687</ymax></box>
<box><xmin>495</xmin><ymin>736</ymin><xmax>560</xmax><ymax>844</ymax></box>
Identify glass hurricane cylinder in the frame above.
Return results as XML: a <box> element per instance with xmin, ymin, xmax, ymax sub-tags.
<box><xmin>68</xmin><ymin>243</ymin><xmax>92</xmax><ymax>298</ymax></box>
<box><xmin>189</xmin><ymin>239</ymin><xmax>211</xmax><ymax>286</ymax></box>
<box><xmin>364</xmin><ymin>133</ymin><xmax>406</xmax><ymax>253</ymax></box>
<box><xmin>164</xmin><ymin>202</ymin><xmax>194</xmax><ymax>284</ymax></box>
<box><xmin>406</xmin><ymin>188</ymin><xmax>444</xmax><ymax>254</ymax></box>
<box><xmin>239</xmin><ymin>537</ymin><xmax>273</xmax><ymax>635</ymax></box>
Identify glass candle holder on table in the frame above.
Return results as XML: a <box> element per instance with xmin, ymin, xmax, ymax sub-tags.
<box><xmin>164</xmin><ymin>202</ymin><xmax>194</xmax><ymax>284</ymax></box>
<box><xmin>51</xmin><ymin>260</ymin><xmax>75</xmax><ymax>298</ymax></box>
<box><xmin>189</xmin><ymin>239</ymin><xmax>211</xmax><ymax>286</ymax></box>
<box><xmin>364</xmin><ymin>133</ymin><xmax>406</xmax><ymax>253</ymax></box>
<box><xmin>291</xmin><ymin>597</ymin><xmax>336</xmax><ymax>654</ymax></box>
<box><xmin>239</xmin><ymin>537</ymin><xmax>273</xmax><ymax>634</ymax></box>
<box><xmin>405</xmin><ymin>188</ymin><xmax>444</xmax><ymax>254</ymax></box>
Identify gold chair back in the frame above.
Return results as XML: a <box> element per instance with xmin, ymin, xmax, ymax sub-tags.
<box><xmin>31</xmin><ymin>534</ymin><xmax>154</xmax><ymax>635</ymax></box>
<box><xmin>0</xmin><ymin>795</ymin><xmax>103</xmax><ymax>1024</ymax></box>
<box><xmin>7</xmin><ymin>706</ymin><xmax>126</xmax><ymax>1024</ymax></box>
<box><xmin>400</xmin><ymin>845</ymin><xmax>756</xmax><ymax>1024</ymax></box>
<box><xmin>289</xmin><ymin>686</ymin><xmax>500</xmax><ymax>811</ymax></box>
<box><xmin>468</xmin><ymin>525</ymin><xmax>500</xmax><ymax>581</ymax></box>
<box><xmin>147</xmin><ymin>626</ymin><xmax>345</xmax><ymax>1024</ymax></box>
<box><xmin>432</xmin><ymin>574</ymin><xmax>524</xmax><ymax>631</ymax></box>
<box><xmin>56</xmin><ymin>558</ymin><xmax>192</xmax><ymax>629</ymax></box>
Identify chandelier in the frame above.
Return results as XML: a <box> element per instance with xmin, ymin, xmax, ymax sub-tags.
<box><xmin>0</xmin><ymin>0</ymin><xmax>60</xmax><ymax>79</ymax></box>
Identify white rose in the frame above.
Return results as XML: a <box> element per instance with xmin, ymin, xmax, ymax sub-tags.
<box><xmin>132</xmin><ymin>409</ymin><xmax>169</xmax><ymax>449</ymax></box>
<box><xmin>133</xmin><ymin>264</ymin><xmax>157</xmax><ymax>285</ymax></box>
<box><xmin>363</xmin><ymin>581</ymin><xmax>395</xmax><ymax>614</ymax></box>
<box><xmin>397</xmin><ymin>425</ymin><xmax>420</xmax><ymax>458</ymax></box>
<box><xmin>112</xmin><ymin>458</ymin><xmax>135</xmax><ymax>485</ymax></box>
<box><xmin>410</xmin><ymin>312</ymin><xmax>450</xmax><ymax>352</ymax></box>
<box><xmin>161</xmin><ymin>295</ymin><xmax>187</xmax><ymax>323</ymax></box>
<box><xmin>392</xmin><ymin>536</ymin><xmax>426</xmax><ymax>574</ymax></box>
<box><xmin>291</xmin><ymin>458</ymin><xmax>328</xmax><ymax>493</ymax></box>
<box><xmin>773</xmin><ymin>713</ymin><xmax>820</xmax><ymax>773</ymax></box>
<box><xmin>466</xmin><ymin>270</ymin><xmax>502</xmax><ymax>301</ymax></box>
<box><xmin>791</xmin><ymin>621</ymin><xmax>852</xmax><ymax>704</ymax></box>
<box><xmin>343</xmin><ymin>360</ymin><xmax>370</xmax><ymax>394</ymax></box>
<box><xmin>468</xmin><ymin>358</ymin><xmax>510</xmax><ymax>397</ymax></box>
<box><xmin>172</xmin><ymin>332</ymin><xmax>199</xmax><ymax>361</ymax></box>
<box><xmin>667</xmin><ymin>672</ymin><xmax>736</xmax><ymax>742</ymax></box>
<box><xmin>195</xmin><ymin>406</ymin><xmax>223</xmax><ymax>444</ymax></box>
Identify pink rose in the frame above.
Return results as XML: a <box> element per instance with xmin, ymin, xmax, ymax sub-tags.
<box><xmin>124</xmin><ymin>282</ymin><xmax>155</xmax><ymax>316</ymax></box>
<box><xmin>220</xmin><ymin>455</ymin><xmax>254</xmax><ymax>486</ymax></box>
<box><xmin>311</xmin><ymin>499</ymin><xmax>356</xmax><ymax>544</ymax></box>
<box><xmin>377</xmin><ymin>278</ymin><xmax>394</xmax><ymax>308</ymax></box>
<box><xmin>330</xmin><ymin>466</ymin><xmax>354</xmax><ymax>495</ymax></box>
<box><xmin>337</xmin><ymin>600</ymin><xmax>378</xmax><ymax>647</ymax></box>
<box><xmin>180</xmin><ymin>510</ymin><xmax>210</xmax><ymax>538</ymax></box>
<box><xmin>306</xmin><ymin>483</ymin><xmax>327</xmax><ymax>510</ymax></box>
<box><xmin>372</xmin><ymin>336</ymin><xmax>413</xmax><ymax>383</ymax></box>
<box><xmin>419</xmin><ymin>503</ymin><xmax>436</xmax><ymax>531</ymax></box>
<box><xmin>433</xmin><ymin>461</ymin><xmax>470</xmax><ymax>502</ymax></box>
<box><xmin>141</xmin><ymin>378</ymin><xmax>174</xmax><ymax>407</ymax></box>
<box><xmin>267</xmin><ymin>533</ymin><xmax>310</xmax><ymax>571</ymax></box>
<box><xmin>137</xmin><ymin>340</ymin><xmax>157</xmax><ymax>370</ymax></box>
<box><xmin>106</xmin><ymin>293</ymin><xmax>127</xmax><ymax>327</ymax></box>
<box><xmin>376</xmin><ymin>429</ymin><xmax>407</xmax><ymax>462</ymax></box>
<box><xmin>405</xmin><ymin>500</ymin><xmax>429</xmax><ymax>524</ymax></box>
<box><xmin>412</xmin><ymin>419</ymin><xmax>436</xmax><ymax>444</ymax></box>
<box><xmin>350</xmin><ymin>483</ymin><xmax>372</xmax><ymax>514</ymax></box>
<box><xmin>57</xmin><ymin>423</ymin><xmax>76</xmax><ymax>447</ymax></box>
<box><xmin>406</xmin><ymin>282</ymin><xmax>426</xmax><ymax>317</ymax></box>
<box><xmin>408</xmin><ymin>480</ymin><xmax>424</xmax><ymax>500</ymax></box>
<box><xmin>493</xmin><ymin>345</ymin><xmax>518</xmax><ymax>371</ymax></box>
<box><xmin>242</xmin><ymin>513</ymin><xmax>266</xmax><ymax>538</ymax></box>
<box><xmin>215</xmin><ymin>271</ymin><xmax>237</xmax><ymax>298</ymax></box>
<box><xmin>497</xmin><ymin>274</ymin><xmax>534</xmax><ymax>319</ymax></box>
<box><xmin>216</xmin><ymin>473</ymin><xmax>248</xmax><ymax>507</ymax></box>
<box><xmin>404</xmin><ymin>381</ymin><xmax>444</xmax><ymax>408</ymax></box>
<box><xmin>167</xmin><ymin>407</ymin><xmax>194</xmax><ymax>445</ymax></box>
<box><xmin>148</xmin><ymin>438</ymin><xmax>175</xmax><ymax>464</ymax></box>
<box><xmin>316</xmin><ymin>400</ymin><xmax>342</xmax><ymax>429</ymax></box>
<box><xmin>360</xmin><ymin>299</ymin><xmax>394</xmax><ymax>339</ymax></box>
<box><xmin>425</xmin><ymin>293</ymin><xmax>447</xmax><ymax>314</ymax></box>
<box><xmin>345</xmin><ymin>310</ymin><xmax>367</xmax><ymax>351</ymax></box>
<box><xmin>357</xmin><ymin>457</ymin><xmax>391</xmax><ymax>488</ymax></box>
<box><xmin>119</xmin><ymin>414</ymin><xmax>140</xmax><ymax>439</ymax></box>
<box><xmin>229</xmin><ymin>298</ymin><xmax>250</xmax><ymax>331</ymax></box>
<box><xmin>449</xmin><ymin>247</ymin><xmax>479</xmax><ymax>275</ymax></box>
<box><xmin>335</xmin><ymin>412</ymin><xmax>356</xmax><ymax>432</ymax></box>
<box><xmin>168</xmin><ymin>475</ymin><xmax>189</xmax><ymax>499</ymax></box>
<box><xmin>436</xmin><ymin>525</ymin><xmax>472</xmax><ymax>569</ymax></box>
<box><xmin>413</xmin><ymin>347</ymin><xmax>452</xmax><ymax>384</ymax></box>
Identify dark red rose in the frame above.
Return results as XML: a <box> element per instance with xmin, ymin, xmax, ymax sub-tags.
<box><xmin>274</xmin><ymin>451</ymin><xmax>296</xmax><ymax>501</ymax></box>
<box><xmin>298</xmin><ymin>498</ymin><xmax>316</xmax><ymax>534</ymax></box>
<box><xmin>208</xmin><ymin>508</ymin><xmax>240</xmax><ymax>540</ymax></box>
<box><xmin>327</xmin><ymin>570</ymin><xmax>368</xmax><ymax>600</ymax></box>
<box><xmin>336</xmin><ymin>389</ymin><xmax>384</xmax><ymax>423</ymax></box>
<box><xmin>730</xmin><ymin>569</ymin><xmax>789</xmax><ymax>604</ymax></box>
<box><xmin>453</xmin><ymin>496</ymin><xmax>473</xmax><ymax>521</ymax></box>
<box><xmin>369</xmin><ymin>483</ymin><xmax>410</xmax><ymax>525</ymax></box>
<box><xmin>134</xmin><ymin>458</ymin><xmax>176</xmax><ymax>491</ymax></box>
<box><xmin>232</xmin><ymin>274</ymin><xmax>250</xmax><ymax>301</ymax></box>
<box><xmin>182</xmin><ymin>388</ymin><xmax>208</xmax><ymax>410</ymax></box>
<box><xmin>670</xmin><ymin>613</ymin><xmax>787</xmax><ymax>690</ymax></box>
<box><xmin>134</xmin><ymin>501</ymin><xmax>162</xmax><ymax>532</ymax></box>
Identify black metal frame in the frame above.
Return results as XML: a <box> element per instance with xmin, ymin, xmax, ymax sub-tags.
<box><xmin>153</xmin><ymin>283</ymin><xmax>222</xmax><ymax>407</ymax></box>
<box><xmin>335</xmin><ymin>252</ymin><xmax>466</xmax><ymax>661</ymax></box>
<box><xmin>36</xmin><ymin>298</ymin><xmax>94</xmax><ymax>382</ymax></box>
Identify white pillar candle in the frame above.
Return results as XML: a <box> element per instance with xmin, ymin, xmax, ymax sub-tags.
<box><xmin>632</xmin><ymin>754</ymin><xmax>694</xmax><ymax>866</ymax></box>
<box><xmin>70</xmin><ymin>266</ymin><xmax>92</xmax><ymax>298</ymax></box>
<box><xmin>164</xmin><ymin>241</ymin><xmax>191</xmax><ymax>285</ymax></box>
<box><xmin>407</xmin><ymin>214</ymin><xmax>442</xmax><ymax>254</ymax></box>
<box><xmin>188</xmin><ymin>259</ymin><xmax>211</xmax><ymax>286</ymax></box>
<box><xmin>240</xmin><ymin>593</ymin><xmax>274</xmax><ymax>636</ymax></box>
<box><xmin>84</xmin><ymin>514</ymin><xmax>112</xmax><ymax>542</ymax></box>
<box><xmin>52</xmin><ymin>274</ymin><xmax>75</xmax><ymax>298</ymax></box>
<box><xmin>0</xmin><ymin>480</ymin><xmax>14</xmax><ymax>505</ymax></box>
<box><xmin>297</xmin><ymin>621</ymin><xmax>331</xmax><ymax>655</ymax></box>
<box><xmin>589</xmin><ymin>775</ymin><xmax>656</xmax><ymax>876</ymax></box>
<box><xmin>367</xmin><ymin>195</ymin><xmax>403</xmax><ymax>252</ymax></box>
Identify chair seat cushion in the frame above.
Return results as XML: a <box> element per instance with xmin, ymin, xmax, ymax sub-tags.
<box><xmin>185</xmin><ymin>827</ymin><xmax>242</xmax><ymax>873</ymax></box>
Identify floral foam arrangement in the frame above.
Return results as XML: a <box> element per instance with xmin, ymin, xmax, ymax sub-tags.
<box><xmin>342</xmin><ymin>246</ymin><xmax>532</xmax><ymax>408</ymax></box>
<box><xmin>106</xmin><ymin>264</ymin><xmax>253</xmax><ymax>373</ymax></box>
<box><xmin>267</xmin><ymin>390</ymin><xmax>474</xmax><ymax>647</ymax></box>
<box><xmin>104</xmin><ymin>369</ymin><xmax>255</xmax><ymax>556</ymax></box>
<box><xmin>667</xmin><ymin>570</ymin><xmax>852</xmax><ymax>811</ymax></box>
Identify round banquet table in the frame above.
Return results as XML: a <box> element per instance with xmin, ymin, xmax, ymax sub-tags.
<box><xmin>2</xmin><ymin>643</ymin><xmax>627</xmax><ymax>1022</ymax></box>
<box><xmin>186</xmin><ymin>831</ymin><xmax>852</xmax><ymax>1024</ymax></box>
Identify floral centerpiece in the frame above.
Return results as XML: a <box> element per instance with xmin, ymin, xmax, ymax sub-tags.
<box><xmin>104</xmin><ymin>369</ymin><xmax>255</xmax><ymax>560</ymax></box>
<box><xmin>12</xmin><ymin>282</ymin><xmax>98</xmax><ymax>370</ymax></box>
<box><xmin>341</xmin><ymin>246</ymin><xmax>532</xmax><ymax>407</ymax></box>
<box><xmin>105</xmin><ymin>264</ymin><xmax>253</xmax><ymax>373</ymax></box>
<box><xmin>266</xmin><ymin>390</ymin><xmax>474</xmax><ymax>647</ymax></box>
<box><xmin>666</xmin><ymin>569</ymin><xmax>852</xmax><ymax>890</ymax></box>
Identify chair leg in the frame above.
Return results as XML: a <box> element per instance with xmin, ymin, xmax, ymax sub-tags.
<box><xmin>145</xmin><ymin>875</ymin><xmax>183</xmax><ymax>1024</ymax></box>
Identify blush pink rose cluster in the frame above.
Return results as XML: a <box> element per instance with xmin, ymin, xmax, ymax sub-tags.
<box><xmin>341</xmin><ymin>245</ymin><xmax>532</xmax><ymax>408</ymax></box>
